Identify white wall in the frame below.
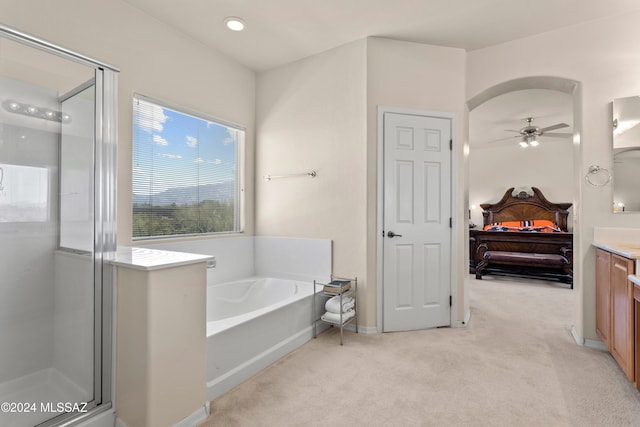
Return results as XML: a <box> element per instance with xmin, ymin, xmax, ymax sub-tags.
<box><xmin>0</xmin><ymin>0</ymin><xmax>257</xmax><ymax>244</ymax></box>
<box><xmin>256</xmin><ymin>37</ymin><xmax>467</xmax><ymax>328</ymax></box>
<box><xmin>255</xmin><ymin>40</ymin><xmax>368</xmax><ymax>317</ymax></box>
<box><xmin>466</xmin><ymin>11</ymin><xmax>640</xmax><ymax>340</ymax></box>
<box><xmin>469</xmin><ymin>142</ymin><xmax>574</xmax><ymax>229</ymax></box>
<box><xmin>366</xmin><ymin>38</ymin><xmax>467</xmax><ymax>324</ymax></box>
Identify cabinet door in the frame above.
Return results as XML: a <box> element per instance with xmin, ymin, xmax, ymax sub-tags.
<box><xmin>610</xmin><ymin>253</ymin><xmax>635</xmax><ymax>381</ymax></box>
<box><xmin>595</xmin><ymin>249</ymin><xmax>611</xmax><ymax>348</ymax></box>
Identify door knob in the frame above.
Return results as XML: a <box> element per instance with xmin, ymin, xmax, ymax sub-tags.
<box><xmin>387</xmin><ymin>231</ymin><xmax>403</xmax><ymax>238</ymax></box>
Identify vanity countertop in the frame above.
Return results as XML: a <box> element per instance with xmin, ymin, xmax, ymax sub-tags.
<box><xmin>629</xmin><ymin>274</ymin><xmax>640</xmax><ymax>287</ymax></box>
<box><xmin>592</xmin><ymin>241</ymin><xmax>640</xmax><ymax>259</ymax></box>
<box><xmin>593</xmin><ymin>227</ymin><xmax>640</xmax><ymax>260</ymax></box>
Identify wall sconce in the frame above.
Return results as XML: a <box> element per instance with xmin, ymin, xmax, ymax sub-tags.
<box><xmin>469</xmin><ymin>204</ymin><xmax>476</xmax><ymax>228</ymax></box>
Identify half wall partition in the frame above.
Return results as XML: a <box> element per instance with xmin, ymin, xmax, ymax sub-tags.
<box><xmin>0</xmin><ymin>25</ymin><xmax>117</xmax><ymax>427</ymax></box>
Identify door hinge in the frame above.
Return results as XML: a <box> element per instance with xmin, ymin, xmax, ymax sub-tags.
<box><xmin>449</xmin><ymin>295</ymin><xmax>452</xmax><ymax>307</ymax></box>
<box><xmin>450</xmin><ymin>139</ymin><xmax>452</xmax><ymax>150</ymax></box>
<box><xmin>449</xmin><ymin>217</ymin><xmax>452</xmax><ymax>228</ymax></box>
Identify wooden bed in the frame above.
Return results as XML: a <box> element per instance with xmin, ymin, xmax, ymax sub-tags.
<box><xmin>469</xmin><ymin>187</ymin><xmax>573</xmax><ymax>287</ymax></box>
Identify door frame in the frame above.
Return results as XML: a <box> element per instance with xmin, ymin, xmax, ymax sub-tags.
<box><xmin>376</xmin><ymin>106</ymin><xmax>458</xmax><ymax>332</ymax></box>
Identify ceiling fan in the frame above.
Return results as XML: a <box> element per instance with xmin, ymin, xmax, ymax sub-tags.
<box><xmin>489</xmin><ymin>117</ymin><xmax>572</xmax><ymax>147</ymax></box>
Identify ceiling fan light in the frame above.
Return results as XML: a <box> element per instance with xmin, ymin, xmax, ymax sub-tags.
<box><xmin>529</xmin><ymin>138</ymin><xmax>539</xmax><ymax>147</ymax></box>
<box><xmin>224</xmin><ymin>16</ymin><xmax>246</xmax><ymax>31</ymax></box>
<box><xmin>519</xmin><ymin>141</ymin><xmax>529</xmax><ymax>148</ymax></box>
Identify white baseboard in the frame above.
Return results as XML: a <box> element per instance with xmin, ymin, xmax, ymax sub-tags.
<box><xmin>342</xmin><ymin>323</ymin><xmax>377</xmax><ymax>334</ymax></box>
<box><xmin>173</xmin><ymin>402</ymin><xmax>210</xmax><ymax>427</ymax></box>
<box><xmin>74</xmin><ymin>407</ymin><xmax>114</xmax><ymax>427</ymax></box>
<box><xmin>571</xmin><ymin>325</ymin><xmax>608</xmax><ymax>351</ymax></box>
<box><xmin>454</xmin><ymin>309</ymin><xmax>471</xmax><ymax>327</ymax></box>
<box><xmin>116</xmin><ymin>402</ymin><xmax>209</xmax><ymax>427</ymax></box>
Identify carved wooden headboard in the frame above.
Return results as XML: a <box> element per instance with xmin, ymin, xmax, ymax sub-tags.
<box><xmin>480</xmin><ymin>187</ymin><xmax>572</xmax><ymax>231</ymax></box>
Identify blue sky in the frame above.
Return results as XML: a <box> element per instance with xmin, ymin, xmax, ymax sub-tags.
<box><xmin>132</xmin><ymin>98</ymin><xmax>239</xmax><ymax>195</ymax></box>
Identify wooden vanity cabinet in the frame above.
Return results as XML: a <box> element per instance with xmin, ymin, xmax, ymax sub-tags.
<box><xmin>595</xmin><ymin>248</ymin><xmax>635</xmax><ymax>381</ymax></box>
<box><xmin>610</xmin><ymin>253</ymin><xmax>635</xmax><ymax>381</ymax></box>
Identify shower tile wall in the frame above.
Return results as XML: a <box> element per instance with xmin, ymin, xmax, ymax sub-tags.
<box><xmin>0</xmin><ymin>77</ymin><xmax>93</xmax><ymax>398</ymax></box>
<box><xmin>53</xmin><ymin>251</ymin><xmax>93</xmax><ymax>399</ymax></box>
<box><xmin>0</xmin><ymin>80</ymin><xmax>59</xmax><ymax>384</ymax></box>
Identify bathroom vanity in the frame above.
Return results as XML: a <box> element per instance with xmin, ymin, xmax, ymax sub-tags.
<box><xmin>593</xmin><ymin>228</ymin><xmax>640</xmax><ymax>384</ymax></box>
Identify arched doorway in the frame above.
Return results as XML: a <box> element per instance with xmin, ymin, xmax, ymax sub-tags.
<box><xmin>466</xmin><ymin>76</ymin><xmax>583</xmax><ymax>340</ymax></box>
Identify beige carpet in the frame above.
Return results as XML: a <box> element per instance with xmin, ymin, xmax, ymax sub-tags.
<box><xmin>200</xmin><ymin>276</ymin><xmax>640</xmax><ymax>426</ymax></box>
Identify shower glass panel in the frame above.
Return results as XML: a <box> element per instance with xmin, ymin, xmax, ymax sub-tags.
<box><xmin>0</xmin><ymin>27</ymin><xmax>117</xmax><ymax>427</ymax></box>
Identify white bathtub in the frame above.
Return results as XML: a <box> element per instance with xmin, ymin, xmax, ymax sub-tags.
<box><xmin>206</xmin><ymin>276</ymin><xmax>326</xmax><ymax>400</ymax></box>
<box><xmin>207</xmin><ymin>277</ymin><xmax>309</xmax><ymax>334</ymax></box>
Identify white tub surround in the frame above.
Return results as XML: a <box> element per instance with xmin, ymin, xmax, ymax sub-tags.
<box><xmin>113</xmin><ymin>247</ymin><xmax>212</xmax><ymax>427</ymax></box>
<box><xmin>254</xmin><ymin>236</ymin><xmax>332</xmax><ymax>283</ymax></box>
<box><xmin>144</xmin><ymin>236</ymin><xmax>255</xmax><ymax>284</ymax></box>
<box><xmin>146</xmin><ymin>235</ymin><xmax>332</xmax><ymax>284</ymax></box>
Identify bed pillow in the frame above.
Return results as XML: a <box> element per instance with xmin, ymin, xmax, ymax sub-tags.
<box><xmin>484</xmin><ymin>219</ymin><xmax>561</xmax><ymax>232</ymax></box>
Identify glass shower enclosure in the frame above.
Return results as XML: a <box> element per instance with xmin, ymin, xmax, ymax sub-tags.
<box><xmin>0</xmin><ymin>26</ymin><xmax>117</xmax><ymax>426</ymax></box>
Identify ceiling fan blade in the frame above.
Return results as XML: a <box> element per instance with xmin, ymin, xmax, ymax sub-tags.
<box><xmin>542</xmin><ymin>132</ymin><xmax>572</xmax><ymax>138</ymax></box>
<box><xmin>504</xmin><ymin>129</ymin><xmax>521</xmax><ymax>133</ymax></box>
<box><xmin>486</xmin><ymin>135</ymin><xmax>520</xmax><ymax>143</ymax></box>
<box><xmin>540</xmin><ymin>123</ymin><xmax>569</xmax><ymax>132</ymax></box>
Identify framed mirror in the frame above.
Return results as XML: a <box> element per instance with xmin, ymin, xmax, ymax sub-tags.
<box><xmin>613</xmin><ymin>96</ymin><xmax>640</xmax><ymax>212</ymax></box>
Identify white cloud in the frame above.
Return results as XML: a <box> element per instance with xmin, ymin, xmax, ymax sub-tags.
<box><xmin>153</xmin><ymin>134</ymin><xmax>168</xmax><ymax>146</ymax></box>
<box><xmin>186</xmin><ymin>135</ymin><xmax>198</xmax><ymax>148</ymax></box>
<box><xmin>223</xmin><ymin>128</ymin><xmax>237</xmax><ymax>145</ymax></box>
<box><xmin>194</xmin><ymin>157</ymin><xmax>204</xmax><ymax>164</ymax></box>
<box><xmin>134</xmin><ymin>99</ymin><xmax>168</xmax><ymax>134</ymax></box>
<box><xmin>159</xmin><ymin>153</ymin><xmax>182</xmax><ymax>159</ymax></box>
<box><xmin>207</xmin><ymin>159</ymin><xmax>222</xmax><ymax>165</ymax></box>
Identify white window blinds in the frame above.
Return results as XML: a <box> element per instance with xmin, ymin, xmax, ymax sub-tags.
<box><xmin>132</xmin><ymin>95</ymin><xmax>242</xmax><ymax>238</ymax></box>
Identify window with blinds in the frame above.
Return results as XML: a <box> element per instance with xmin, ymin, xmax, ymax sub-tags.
<box><xmin>132</xmin><ymin>95</ymin><xmax>242</xmax><ymax>239</ymax></box>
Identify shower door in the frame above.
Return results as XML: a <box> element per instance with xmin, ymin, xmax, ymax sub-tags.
<box><xmin>0</xmin><ymin>26</ymin><xmax>117</xmax><ymax>427</ymax></box>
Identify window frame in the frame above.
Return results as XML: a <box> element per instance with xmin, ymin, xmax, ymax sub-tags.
<box><xmin>132</xmin><ymin>93</ymin><xmax>244</xmax><ymax>240</ymax></box>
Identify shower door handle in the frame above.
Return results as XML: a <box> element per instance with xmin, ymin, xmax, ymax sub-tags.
<box><xmin>387</xmin><ymin>231</ymin><xmax>402</xmax><ymax>238</ymax></box>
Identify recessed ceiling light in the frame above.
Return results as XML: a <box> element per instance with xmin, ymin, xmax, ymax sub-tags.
<box><xmin>224</xmin><ymin>17</ymin><xmax>246</xmax><ymax>32</ymax></box>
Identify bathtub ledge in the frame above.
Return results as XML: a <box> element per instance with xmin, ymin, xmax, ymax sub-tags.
<box><xmin>112</xmin><ymin>246</ymin><xmax>213</xmax><ymax>271</ymax></box>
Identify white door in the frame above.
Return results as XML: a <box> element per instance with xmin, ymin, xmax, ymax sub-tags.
<box><xmin>383</xmin><ymin>112</ymin><xmax>451</xmax><ymax>332</ymax></box>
